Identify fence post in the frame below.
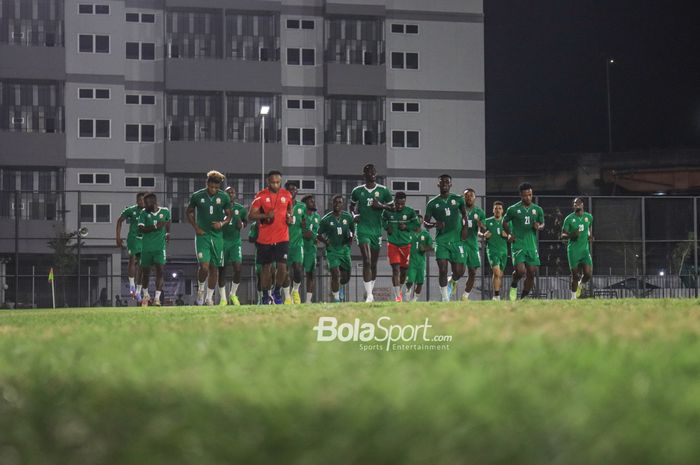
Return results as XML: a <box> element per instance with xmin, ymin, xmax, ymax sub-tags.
<box><xmin>14</xmin><ymin>190</ymin><xmax>20</xmax><ymax>307</ymax></box>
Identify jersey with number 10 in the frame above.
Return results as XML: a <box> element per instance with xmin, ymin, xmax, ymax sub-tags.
<box><xmin>425</xmin><ymin>193</ymin><xmax>465</xmax><ymax>245</ymax></box>
<box><xmin>350</xmin><ymin>184</ymin><xmax>393</xmax><ymax>237</ymax></box>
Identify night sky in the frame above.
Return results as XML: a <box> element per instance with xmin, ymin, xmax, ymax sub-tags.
<box><xmin>484</xmin><ymin>0</ymin><xmax>700</xmax><ymax>155</ymax></box>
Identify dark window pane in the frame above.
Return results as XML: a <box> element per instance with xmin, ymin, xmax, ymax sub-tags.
<box><xmin>126</xmin><ymin>13</ymin><xmax>139</xmax><ymax>22</ymax></box>
<box><xmin>392</xmin><ymin>102</ymin><xmax>404</xmax><ymax>112</ymax></box>
<box><xmin>287</xmin><ymin>180</ymin><xmax>300</xmax><ymax>189</ymax></box>
<box><xmin>141</xmin><ymin>177</ymin><xmax>155</xmax><ymax>187</ymax></box>
<box><xmin>363</xmin><ymin>130</ymin><xmax>374</xmax><ymax>145</ymax></box>
<box><xmin>126</xmin><ymin>42</ymin><xmax>139</xmax><ymax>59</ymax></box>
<box><xmin>141</xmin><ymin>95</ymin><xmax>155</xmax><ymax>105</ymax></box>
<box><xmin>141</xmin><ymin>125</ymin><xmax>155</xmax><ymax>142</ymax></box>
<box><xmin>287</xmin><ymin>128</ymin><xmax>300</xmax><ymax>145</ymax></box>
<box><xmin>287</xmin><ymin>99</ymin><xmax>300</xmax><ymax>109</ymax></box>
<box><xmin>141</xmin><ymin>13</ymin><xmax>155</xmax><ymax>23</ymax></box>
<box><xmin>95</xmin><ymin>174</ymin><xmax>110</xmax><ymax>184</ymax></box>
<box><xmin>78</xmin><ymin>4</ymin><xmax>93</xmax><ymax>14</ymax></box>
<box><xmin>391</xmin><ymin>24</ymin><xmax>404</xmax><ymax>33</ymax></box>
<box><xmin>287</xmin><ymin>48</ymin><xmax>300</xmax><ymax>65</ymax></box>
<box><xmin>79</xmin><ymin>34</ymin><xmax>93</xmax><ymax>52</ymax></box>
<box><xmin>45</xmin><ymin>118</ymin><xmax>55</xmax><ymax>133</ymax></box>
<box><xmin>96</xmin><ymin>204</ymin><xmax>110</xmax><ymax>222</ymax></box>
<box><xmin>125</xmin><ymin>94</ymin><xmax>140</xmax><ymax>104</ymax></box>
<box><xmin>392</xmin><ymin>181</ymin><xmax>405</xmax><ymax>191</ymax></box>
<box><xmin>79</xmin><ymin>88</ymin><xmax>93</xmax><ymax>99</ymax></box>
<box><xmin>392</xmin><ymin>131</ymin><xmax>404</xmax><ymax>147</ymax></box>
<box><xmin>302</xmin><ymin>100</ymin><xmax>315</xmax><ymax>109</ymax></box>
<box><xmin>126</xmin><ymin>124</ymin><xmax>139</xmax><ymax>141</ymax></box>
<box><xmin>45</xmin><ymin>33</ymin><xmax>56</xmax><ymax>47</ymax></box>
<box><xmin>645</xmin><ymin>198</ymin><xmax>694</xmax><ymax>241</ymax></box>
<box><xmin>79</xmin><ymin>119</ymin><xmax>94</xmax><ymax>138</ymax></box>
<box><xmin>141</xmin><ymin>43</ymin><xmax>155</xmax><ymax>60</ymax></box>
<box><xmin>259</xmin><ymin>48</ymin><xmax>269</xmax><ymax>61</ymax></box>
<box><xmin>407</xmin><ymin>181</ymin><xmax>420</xmax><ymax>191</ymax></box>
<box><xmin>405</xmin><ymin>24</ymin><xmax>419</xmax><ymax>34</ymax></box>
<box><xmin>95</xmin><ymin>89</ymin><xmax>110</xmax><ymax>99</ymax></box>
<box><xmin>363</xmin><ymin>51</ymin><xmax>374</xmax><ymax>65</ymax></box>
<box><xmin>406</xmin><ymin>131</ymin><xmax>419</xmax><ymax>147</ymax></box>
<box><xmin>79</xmin><ymin>174</ymin><xmax>93</xmax><ymax>184</ymax></box>
<box><xmin>302</xmin><ymin>128</ymin><xmax>315</xmax><ymax>145</ymax></box>
<box><xmin>405</xmin><ymin>53</ymin><xmax>418</xmax><ymax>69</ymax></box>
<box><xmin>95</xmin><ymin>120</ymin><xmax>110</xmax><ymax>138</ymax></box>
<box><xmin>125</xmin><ymin>177</ymin><xmax>139</xmax><ymax>187</ymax></box>
<box><xmin>301</xmin><ymin>180</ymin><xmax>315</xmax><ymax>190</ymax></box>
<box><xmin>406</xmin><ymin>103</ymin><xmax>419</xmax><ymax>112</ymax></box>
<box><xmin>95</xmin><ymin>35</ymin><xmax>109</xmax><ymax>53</ymax></box>
<box><xmin>592</xmin><ymin>198</ymin><xmax>642</xmax><ymax>240</ymax></box>
<box><xmin>80</xmin><ymin>205</ymin><xmax>94</xmax><ymax>222</ymax></box>
<box><xmin>391</xmin><ymin>52</ymin><xmax>404</xmax><ymax>69</ymax></box>
<box><xmin>286</xmin><ymin>19</ymin><xmax>299</xmax><ymax>29</ymax></box>
<box><xmin>95</xmin><ymin>4</ymin><xmax>109</xmax><ymax>14</ymax></box>
<box><xmin>169</xmin><ymin>44</ymin><xmax>179</xmax><ymax>58</ymax></box>
<box><xmin>301</xmin><ymin>20</ymin><xmax>314</xmax><ymax>29</ymax></box>
<box><xmin>301</xmin><ymin>48</ymin><xmax>315</xmax><ymax>65</ymax></box>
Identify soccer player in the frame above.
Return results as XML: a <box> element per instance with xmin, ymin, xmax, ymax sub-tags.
<box><xmin>350</xmin><ymin>163</ymin><xmax>393</xmax><ymax>302</ymax></box>
<box><xmin>561</xmin><ymin>197</ymin><xmax>594</xmax><ymax>299</ymax></box>
<box><xmin>424</xmin><ymin>174</ymin><xmax>468</xmax><ymax>302</ymax></box>
<box><xmin>318</xmin><ymin>194</ymin><xmax>354</xmax><ymax>303</ymax></box>
<box><xmin>219</xmin><ymin>186</ymin><xmax>247</xmax><ymax>306</ymax></box>
<box><xmin>482</xmin><ymin>201</ymin><xmax>509</xmax><ymax>300</ymax></box>
<box><xmin>405</xmin><ymin>215</ymin><xmax>434</xmax><ymax>302</ymax></box>
<box><xmin>282</xmin><ymin>182</ymin><xmax>306</xmax><ymax>304</ymax></box>
<box><xmin>249</xmin><ymin>170</ymin><xmax>294</xmax><ymax>305</ymax></box>
<box><xmin>248</xmin><ymin>221</ymin><xmax>263</xmax><ymax>304</ymax></box>
<box><xmin>116</xmin><ymin>192</ymin><xmax>145</xmax><ymax>302</ymax></box>
<box><xmin>301</xmin><ymin>194</ymin><xmax>321</xmax><ymax>303</ymax></box>
<box><xmin>502</xmin><ymin>182</ymin><xmax>545</xmax><ymax>300</ymax></box>
<box><xmin>461</xmin><ymin>188</ymin><xmax>486</xmax><ymax>301</ymax></box>
<box><xmin>137</xmin><ymin>193</ymin><xmax>171</xmax><ymax>308</ymax></box>
<box><xmin>186</xmin><ymin>171</ymin><xmax>232</xmax><ymax>306</ymax></box>
<box><xmin>381</xmin><ymin>192</ymin><xmax>417</xmax><ymax>301</ymax></box>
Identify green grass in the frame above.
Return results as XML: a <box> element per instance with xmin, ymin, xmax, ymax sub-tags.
<box><xmin>2</xmin><ymin>299</ymin><xmax>700</xmax><ymax>465</ymax></box>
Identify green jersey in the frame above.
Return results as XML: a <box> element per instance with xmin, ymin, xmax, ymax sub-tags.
<box><xmin>409</xmin><ymin>229</ymin><xmax>433</xmax><ymax>268</ymax></box>
<box><xmin>483</xmin><ymin>216</ymin><xmax>508</xmax><ymax>255</ymax></box>
<box><xmin>288</xmin><ymin>200</ymin><xmax>306</xmax><ymax>246</ymax></box>
<box><xmin>120</xmin><ymin>204</ymin><xmax>143</xmax><ymax>239</ymax></box>
<box><xmin>137</xmin><ymin>207</ymin><xmax>171</xmax><ymax>252</ymax></box>
<box><xmin>463</xmin><ymin>204</ymin><xmax>486</xmax><ymax>247</ymax></box>
<box><xmin>303</xmin><ymin>210</ymin><xmax>321</xmax><ymax>248</ymax></box>
<box><xmin>319</xmin><ymin>211</ymin><xmax>354</xmax><ymax>249</ymax></box>
<box><xmin>222</xmin><ymin>202</ymin><xmax>248</xmax><ymax>244</ymax></box>
<box><xmin>562</xmin><ymin>212</ymin><xmax>593</xmax><ymax>254</ymax></box>
<box><xmin>502</xmin><ymin>201</ymin><xmax>544</xmax><ymax>251</ymax></box>
<box><xmin>188</xmin><ymin>188</ymin><xmax>231</xmax><ymax>234</ymax></box>
<box><xmin>382</xmin><ymin>206</ymin><xmax>418</xmax><ymax>246</ymax></box>
<box><xmin>425</xmin><ymin>193</ymin><xmax>465</xmax><ymax>245</ymax></box>
<box><xmin>350</xmin><ymin>184</ymin><xmax>393</xmax><ymax>236</ymax></box>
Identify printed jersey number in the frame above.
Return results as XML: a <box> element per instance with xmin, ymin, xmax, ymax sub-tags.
<box><xmin>578</xmin><ymin>224</ymin><xmax>584</xmax><ymax>232</ymax></box>
<box><xmin>444</xmin><ymin>208</ymin><xmax>451</xmax><ymax>217</ymax></box>
<box><xmin>336</xmin><ymin>227</ymin><xmax>343</xmax><ymax>235</ymax></box>
<box><xmin>366</xmin><ymin>198</ymin><xmax>373</xmax><ymax>207</ymax></box>
<box><xmin>496</xmin><ymin>227</ymin><xmax>501</xmax><ymax>235</ymax></box>
<box><xmin>524</xmin><ymin>216</ymin><xmax>531</xmax><ymax>225</ymax></box>
<box><xmin>209</xmin><ymin>205</ymin><xmax>214</xmax><ymax>215</ymax></box>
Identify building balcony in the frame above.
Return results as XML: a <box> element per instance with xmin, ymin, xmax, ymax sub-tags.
<box><xmin>325</xmin><ymin>144</ymin><xmax>386</xmax><ymax>176</ymax></box>
<box><xmin>325</xmin><ymin>63</ymin><xmax>386</xmax><ymax>96</ymax></box>
<box><xmin>165</xmin><ymin>58</ymin><xmax>281</xmax><ymax>93</ymax></box>
<box><xmin>165</xmin><ymin>140</ymin><xmax>281</xmax><ymax>175</ymax></box>
<box><xmin>0</xmin><ymin>43</ymin><xmax>65</xmax><ymax>81</ymax></box>
<box><xmin>0</xmin><ymin>131</ymin><xmax>66</xmax><ymax>167</ymax></box>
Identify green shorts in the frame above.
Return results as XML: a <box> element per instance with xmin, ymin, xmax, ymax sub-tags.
<box><xmin>326</xmin><ymin>246</ymin><xmax>351</xmax><ymax>271</ymax></box>
<box><xmin>287</xmin><ymin>241</ymin><xmax>304</xmax><ymax>265</ymax></box>
<box><xmin>487</xmin><ymin>250</ymin><xmax>507</xmax><ymax>270</ymax></box>
<box><xmin>435</xmin><ymin>241</ymin><xmax>466</xmax><ymax>264</ymax></box>
<box><xmin>406</xmin><ymin>262</ymin><xmax>426</xmax><ymax>285</ymax></box>
<box><xmin>303</xmin><ymin>245</ymin><xmax>317</xmax><ymax>274</ymax></box>
<box><xmin>223</xmin><ymin>242</ymin><xmax>242</xmax><ymax>265</ymax></box>
<box><xmin>127</xmin><ymin>236</ymin><xmax>142</xmax><ymax>256</ymax></box>
<box><xmin>196</xmin><ymin>233</ymin><xmax>224</xmax><ymax>267</ymax></box>
<box><xmin>462</xmin><ymin>243</ymin><xmax>481</xmax><ymax>269</ymax></box>
<box><xmin>512</xmin><ymin>247</ymin><xmax>540</xmax><ymax>267</ymax></box>
<box><xmin>140</xmin><ymin>249</ymin><xmax>166</xmax><ymax>267</ymax></box>
<box><xmin>568</xmin><ymin>249</ymin><xmax>593</xmax><ymax>270</ymax></box>
<box><xmin>356</xmin><ymin>232</ymin><xmax>382</xmax><ymax>251</ymax></box>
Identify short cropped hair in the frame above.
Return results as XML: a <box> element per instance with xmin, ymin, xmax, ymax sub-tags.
<box><xmin>267</xmin><ymin>170</ymin><xmax>282</xmax><ymax>178</ymax></box>
<box><xmin>394</xmin><ymin>191</ymin><xmax>407</xmax><ymax>200</ymax></box>
<box><xmin>518</xmin><ymin>182</ymin><xmax>533</xmax><ymax>192</ymax></box>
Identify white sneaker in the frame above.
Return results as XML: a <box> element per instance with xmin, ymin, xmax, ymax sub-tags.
<box><xmin>492</xmin><ymin>296</ymin><xmax>500</xmax><ymax>301</ymax></box>
<box><xmin>460</xmin><ymin>294</ymin><xmax>469</xmax><ymax>302</ymax></box>
<box><xmin>365</xmin><ymin>294</ymin><xmax>374</xmax><ymax>303</ymax></box>
<box><xmin>205</xmin><ymin>299</ymin><xmax>214</xmax><ymax>306</ymax></box>
<box><xmin>196</xmin><ymin>291</ymin><xmax>205</xmax><ymax>306</ymax></box>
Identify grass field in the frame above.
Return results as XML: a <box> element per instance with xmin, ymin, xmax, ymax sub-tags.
<box><xmin>2</xmin><ymin>299</ymin><xmax>700</xmax><ymax>465</ymax></box>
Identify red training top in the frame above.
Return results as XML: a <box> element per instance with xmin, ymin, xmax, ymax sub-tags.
<box><xmin>251</xmin><ymin>187</ymin><xmax>293</xmax><ymax>244</ymax></box>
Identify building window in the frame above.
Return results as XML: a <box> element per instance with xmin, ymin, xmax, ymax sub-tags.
<box><xmin>287</xmin><ymin>128</ymin><xmax>315</xmax><ymax>146</ymax></box>
<box><xmin>126</xmin><ymin>42</ymin><xmax>155</xmax><ymax>60</ymax></box>
<box><xmin>126</xmin><ymin>124</ymin><xmax>155</xmax><ymax>142</ymax></box>
<box><xmin>78</xmin><ymin>34</ymin><xmax>110</xmax><ymax>53</ymax></box>
<box><xmin>226</xmin><ymin>12</ymin><xmax>280</xmax><ymax>62</ymax></box>
<box><xmin>285</xmin><ymin>179</ymin><xmax>317</xmax><ymax>191</ymax></box>
<box><xmin>126</xmin><ymin>12</ymin><xmax>139</xmax><ymax>22</ymax></box>
<box><xmin>79</xmin><ymin>4</ymin><xmax>109</xmax><ymax>15</ymax></box>
<box><xmin>167</xmin><ymin>10</ymin><xmax>223</xmax><ymax>59</ymax></box>
<box><xmin>78</xmin><ymin>119</ymin><xmax>110</xmax><ymax>138</ymax></box>
<box><xmin>391</xmin><ymin>52</ymin><xmax>418</xmax><ymax>70</ymax></box>
<box><xmin>78</xmin><ymin>88</ymin><xmax>110</xmax><ymax>100</ymax></box>
<box><xmin>391</xmin><ymin>180</ymin><xmax>421</xmax><ymax>192</ymax></box>
<box><xmin>78</xmin><ymin>173</ymin><xmax>111</xmax><ymax>184</ymax></box>
<box><xmin>391</xmin><ymin>23</ymin><xmax>419</xmax><ymax>34</ymax></box>
<box><xmin>287</xmin><ymin>48</ymin><xmax>315</xmax><ymax>66</ymax></box>
<box><xmin>391</xmin><ymin>130</ymin><xmax>420</xmax><ymax>148</ymax></box>
<box><xmin>80</xmin><ymin>204</ymin><xmax>111</xmax><ymax>223</ymax></box>
<box><xmin>1</xmin><ymin>81</ymin><xmax>64</xmax><ymax>134</ymax></box>
<box><xmin>287</xmin><ymin>19</ymin><xmax>314</xmax><ymax>29</ymax></box>
<box><xmin>301</xmin><ymin>20</ymin><xmax>315</xmax><ymax>30</ymax></box>
<box><xmin>125</xmin><ymin>176</ymin><xmax>156</xmax><ymax>188</ymax></box>
<box><xmin>391</xmin><ymin>102</ymin><xmax>419</xmax><ymax>112</ymax></box>
<box><xmin>325</xmin><ymin>97</ymin><xmax>385</xmax><ymax>145</ymax></box>
<box><xmin>326</xmin><ymin>18</ymin><xmax>384</xmax><ymax>65</ymax></box>
<box><xmin>127</xmin><ymin>12</ymin><xmax>155</xmax><ymax>23</ymax></box>
<box><xmin>224</xmin><ymin>94</ymin><xmax>281</xmax><ymax>142</ymax></box>
<box><xmin>287</xmin><ymin>99</ymin><xmax>316</xmax><ymax>110</ymax></box>
<box><xmin>125</xmin><ymin>94</ymin><xmax>156</xmax><ymax>105</ymax></box>
<box><xmin>286</xmin><ymin>19</ymin><xmax>300</xmax><ymax>29</ymax></box>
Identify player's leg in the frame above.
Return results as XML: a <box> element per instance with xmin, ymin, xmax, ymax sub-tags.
<box><xmin>462</xmin><ymin>267</ymin><xmax>477</xmax><ymax>301</ymax></box>
<box><xmin>140</xmin><ymin>258</ymin><xmax>151</xmax><ymax>307</ymax></box>
<box><xmin>230</xmin><ymin>260</ymin><xmax>242</xmax><ymax>305</ymax></box>
<box><xmin>153</xmin><ymin>263</ymin><xmax>164</xmax><ymax>306</ymax></box>
<box><xmin>303</xmin><ymin>247</ymin><xmax>316</xmax><ymax>303</ymax></box>
<box><xmin>522</xmin><ymin>265</ymin><xmax>537</xmax><ymax>298</ymax></box>
<box><xmin>510</xmin><ymin>260</ymin><xmax>526</xmax><ymax>301</ymax></box>
<box><xmin>437</xmin><ymin>259</ymin><xmax>450</xmax><ymax>302</ymax></box>
<box><xmin>491</xmin><ymin>266</ymin><xmax>503</xmax><ymax>300</ymax></box>
<box><xmin>127</xmin><ymin>254</ymin><xmax>137</xmax><ymax>296</ymax></box>
<box><xmin>135</xmin><ymin>257</ymin><xmax>143</xmax><ymax>299</ymax></box>
<box><xmin>414</xmin><ymin>282</ymin><xmax>423</xmax><ymax>301</ymax></box>
<box><xmin>195</xmin><ymin>236</ymin><xmax>210</xmax><ymax>305</ymax></box>
<box><xmin>330</xmin><ymin>267</ymin><xmax>341</xmax><ymax>302</ymax></box>
<box><xmin>217</xmin><ymin>263</ymin><xmax>228</xmax><ymax>306</ymax></box>
<box><xmin>339</xmin><ymin>249</ymin><xmax>352</xmax><ymax>301</ymax></box>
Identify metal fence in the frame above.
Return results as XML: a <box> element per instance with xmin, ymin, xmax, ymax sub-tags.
<box><xmin>1</xmin><ymin>191</ymin><xmax>698</xmax><ymax>307</ymax></box>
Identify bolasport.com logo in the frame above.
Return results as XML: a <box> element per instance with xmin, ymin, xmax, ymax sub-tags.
<box><xmin>312</xmin><ymin>316</ymin><xmax>452</xmax><ymax>352</ymax></box>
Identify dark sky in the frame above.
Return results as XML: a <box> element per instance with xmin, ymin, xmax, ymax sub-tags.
<box><xmin>484</xmin><ymin>0</ymin><xmax>700</xmax><ymax>155</ymax></box>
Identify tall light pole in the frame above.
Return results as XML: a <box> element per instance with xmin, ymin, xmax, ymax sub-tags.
<box><xmin>259</xmin><ymin>105</ymin><xmax>270</xmax><ymax>190</ymax></box>
<box><xmin>606</xmin><ymin>58</ymin><xmax>614</xmax><ymax>153</ymax></box>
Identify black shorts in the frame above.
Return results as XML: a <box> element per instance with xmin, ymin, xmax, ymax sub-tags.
<box><xmin>256</xmin><ymin>241</ymin><xmax>289</xmax><ymax>265</ymax></box>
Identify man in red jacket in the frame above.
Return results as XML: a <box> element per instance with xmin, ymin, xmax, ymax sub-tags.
<box><xmin>249</xmin><ymin>170</ymin><xmax>294</xmax><ymax>304</ymax></box>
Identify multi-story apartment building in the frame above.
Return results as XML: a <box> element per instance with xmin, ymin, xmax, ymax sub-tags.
<box><xmin>0</xmin><ymin>0</ymin><xmax>484</xmax><ymax>306</ymax></box>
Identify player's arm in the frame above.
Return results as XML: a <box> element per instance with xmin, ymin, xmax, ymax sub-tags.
<box><xmin>165</xmin><ymin>215</ymin><xmax>171</xmax><ymax>244</ymax></box>
<box><xmin>213</xmin><ymin>207</ymin><xmax>233</xmax><ymax>231</ymax></box>
<box><xmin>115</xmin><ymin>213</ymin><xmax>127</xmax><ymax>247</ymax></box>
<box><xmin>502</xmin><ymin>210</ymin><xmax>515</xmax><ymax>242</ymax></box>
<box><xmin>238</xmin><ymin>207</ymin><xmax>248</xmax><ymax>230</ymax></box>
<box><xmin>533</xmin><ymin>206</ymin><xmax>545</xmax><ymax>231</ymax></box>
<box><xmin>560</xmin><ymin>217</ymin><xmax>571</xmax><ymax>240</ymax></box>
<box><xmin>286</xmin><ymin>196</ymin><xmax>294</xmax><ymax>225</ymax></box>
<box><xmin>248</xmin><ymin>197</ymin><xmax>273</xmax><ymax>221</ymax></box>
<box><xmin>420</xmin><ymin>236</ymin><xmax>434</xmax><ymax>253</ymax></box>
<box><xmin>459</xmin><ymin>203</ymin><xmax>468</xmax><ymax>241</ymax></box>
<box><xmin>186</xmin><ymin>204</ymin><xmax>204</xmax><ymax>236</ymax></box>
<box><xmin>423</xmin><ymin>203</ymin><xmax>440</xmax><ymax>229</ymax></box>
<box><xmin>316</xmin><ymin>221</ymin><xmax>329</xmax><ymax>246</ymax></box>
<box><xmin>138</xmin><ymin>214</ymin><xmax>157</xmax><ymax>234</ymax></box>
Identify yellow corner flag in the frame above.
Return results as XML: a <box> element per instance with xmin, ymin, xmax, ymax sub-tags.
<box><xmin>48</xmin><ymin>267</ymin><xmax>54</xmax><ymax>283</ymax></box>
